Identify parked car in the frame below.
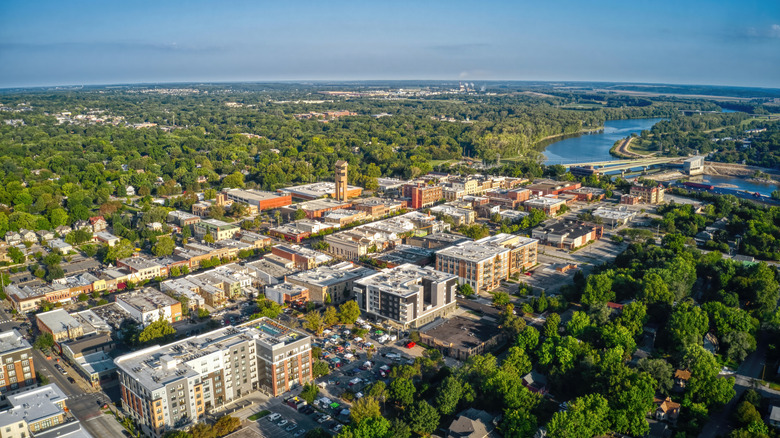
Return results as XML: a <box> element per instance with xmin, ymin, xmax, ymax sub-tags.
<box><xmin>317</xmin><ymin>415</ymin><xmax>331</xmax><ymax>424</ymax></box>
<box><xmin>267</xmin><ymin>413</ymin><xmax>281</xmax><ymax>421</ymax></box>
<box><xmin>277</xmin><ymin>419</ymin><xmax>288</xmax><ymax>427</ymax></box>
<box><xmin>285</xmin><ymin>423</ymin><xmax>297</xmax><ymax>432</ymax></box>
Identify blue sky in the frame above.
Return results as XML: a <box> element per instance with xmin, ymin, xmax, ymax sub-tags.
<box><xmin>1</xmin><ymin>0</ymin><xmax>779</xmax><ymax>88</ymax></box>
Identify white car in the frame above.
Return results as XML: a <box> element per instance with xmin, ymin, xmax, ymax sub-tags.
<box><xmin>277</xmin><ymin>419</ymin><xmax>288</xmax><ymax>427</ymax></box>
<box><xmin>267</xmin><ymin>413</ymin><xmax>281</xmax><ymax>421</ymax></box>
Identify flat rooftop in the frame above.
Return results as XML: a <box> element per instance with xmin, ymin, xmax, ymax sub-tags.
<box><xmin>278</xmin><ymin>182</ymin><xmax>361</xmax><ymax>199</ymax></box>
<box><xmin>373</xmin><ymin>245</ymin><xmax>433</xmax><ymax>265</ymax></box>
<box><xmin>224</xmin><ymin>188</ymin><xmax>288</xmax><ymax>202</ymax></box>
<box><xmin>116</xmin><ymin>288</ymin><xmax>179</xmax><ymax>312</ymax></box>
<box><xmin>36</xmin><ymin>308</ymin><xmax>82</xmax><ymax>332</ymax></box>
<box><xmin>421</xmin><ymin>315</ymin><xmax>499</xmax><ymax>349</ymax></box>
<box><xmin>436</xmin><ymin>240</ymin><xmax>510</xmax><ymax>262</ymax></box>
<box><xmin>287</xmin><ymin>261</ymin><xmax>375</xmax><ymax>287</ymax></box>
<box><xmin>356</xmin><ymin>263</ymin><xmax>456</xmax><ymax>297</ymax></box>
<box><xmin>0</xmin><ymin>384</ymin><xmax>68</xmax><ymax>428</ymax></box>
<box><xmin>524</xmin><ymin>197</ymin><xmax>566</xmax><ymax>207</ymax></box>
<box><xmin>0</xmin><ymin>329</ymin><xmax>31</xmax><ymax>355</ymax></box>
<box><xmin>296</xmin><ymin>198</ymin><xmax>352</xmax><ymax>212</ymax></box>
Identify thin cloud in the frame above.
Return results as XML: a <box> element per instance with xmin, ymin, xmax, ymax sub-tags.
<box><xmin>743</xmin><ymin>24</ymin><xmax>780</xmax><ymax>39</ymax></box>
<box><xmin>0</xmin><ymin>41</ymin><xmax>223</xmax><ymax>53</ymax></box>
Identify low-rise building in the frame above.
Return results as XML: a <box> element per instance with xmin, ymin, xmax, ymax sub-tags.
<box><xmin>278</xmin><ymin>182</ymin><xmax>362</xmax><ymax>201</ymax></box>
<box><xmin>525</xmin><ymin>180</ymin><xmax>581</xmax><ymax>196</ymax></box>
<box><xmin>404</xmin><ymin>182</ymin><xmax>443</xmax><ymax>209</ymax></box>
<box><xmin>36</xmin><ymin>309</ymin><xmax>84</xmax><ymax>342</ymax></box>
<box><xmin>0</xmin><ymin>330</ymin><xmax>35</xmax><ymax>393</ymax></box>
<box><xmin>372</xmin><ymin>245</ymin><xmax>434</xmax><ymax>268</ymax></box>
<box><xmin>264</xmin><ymin>283</ymin><xmax>309</xmax><ymax>305</ymax></box>
<box><xmin>420</xmin><ymin>315</ymin><xmax>507</xmax><ymax>361</ymax></box>
<box><xmin>352</xmin><ymin>197</ymin><xmax>404</xmax><ymax>219</ymax></box>
<box><xmin>531</xmin><ymin>221</ymin><xmax>602</xmax><ymax>250</ymax></box>
<box><xmin>405</xmin><ymin>233</ymin><xmax>472</xmax><ymax>250</ymax></box>
<box><xmin>524</xmin><ymin>196</ymin><xmax>566</xmax><ymax>215</ymax></box>
<box><xmin>288</xmin><ymin>199</ymin><xmax>353</xmax><ymax>219</ymax></box>
<box><xmin>286</xmin><ymin>262</ymin><xmax>375</xmax><ymax>303</ymax></box>
<box><xmin>0</xmin><ymin>384</ymin><xmax>70</xmax><ymax>436</ymax></box>
<box><xmin>222</xmin><ymin>188</ymin><xmax>292</xmax><ymax>211</ymax></box>
<box><xmin>117</xmin><ymin>257</ymin><xmax>163</xmax><ymax>282</ymax></box>
<box><xmin>269</xmin><ymin>220</ymin><xmax>335</xmax><ymax>243</ymax></box>
<box><xmin>592</xmin><ymin>207</ymin><xmax>636</xmax><ymax>226</ymax></box>
<box><xmin>115</xmin><ymin>288</ymin><xmax>183</xmax><ymax>326</ymax></box>
<box><xmin>94</xmin><ymin>231</ymin><xmax>120</xmax><ymax>247</ymax></box>
<box><xmin>167</xmin><ymin>211</ymin><xmax>201</xmax><ymax>227</ymax></box>
<box><xmin>48</xmin><ymin>239</ymin><xmax>73</xmax><ymax>254</ymax></box>
<box><xmin>428</xmin><ymin>205</ymin><xmax>476</xmax><ymax>226</ymax></box>
<box><xmin>561</xmin><ymin>186</ymin><xmax>606</xmax><ymax>201</ymax></box>
<box><xmin>322</xmin><ymin>209</ymin><xmax>367</xmax><ymax>227</ymax></box>
<box><xmin>271</xmin><ymin>244</ymin><xmax>331</xmax><ymax>271</ymax></box>
<box><xmin>60</xmin><ymin>333</ymin><xmax>117</xmax><ymax>389</ymax></box>
<box><xmin>193</xmin><ymin>219</ymin><xmax>240</xmax><ymax>242</ymax></box>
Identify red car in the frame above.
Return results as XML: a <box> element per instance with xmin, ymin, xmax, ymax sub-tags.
<box><xmin>405</xmin><ymin>342</ymin><xmax>416</xmax><ymax>349</ymax></box>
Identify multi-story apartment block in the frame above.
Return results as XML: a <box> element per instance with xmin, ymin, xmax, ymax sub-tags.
<box><xmin>193</xmin><ymin>219</ymin><xmax>240</xmax><ymax>242</ymax></box>
<box><xmin>0</xmin><ymin>330</ymin><xmax>35</xmax><ymax>394</ymax></box>
<box><xmin>354</xmin><ymin>264</ymin><xmax>458</xmax><ymax>329</ymax></box>
<box><xmin>435</xmin><ymin>234</ymin><xmax>538</xmax><ymax>292</ymax></box>
<box><xmin>286</xmin><ymin>261</ymin><xmax>376</xmax><ymax>304</ymax></box>
<box><xmin>115</xmin><ymin>288</ymin><xmax>183</xmax><ymax>327</ymax></box>
<box><xmin>116</xmin><ymin>319</ymin><xmax>311</xmax><ymax>437</ymax></box>
<box><xmin>271</xmin><ymin>245</ymin><xmax>331</xmax><ymax>271</ymax></box>
<box><xmin>630</xmin><ymin>185</ymin><xmax>665</xmax><ymax>204</ymax></box>
<box><xmin>404</xmin><ymin>183</ymin><xmax>443</xmax><ymax>209</ymax></box>
<box><xmin>117</xmin><ymin>257</ymin><xmax>163</xmax><ymax>282</ymax></box>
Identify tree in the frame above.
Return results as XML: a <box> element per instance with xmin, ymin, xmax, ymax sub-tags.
<box><xmin>734</xmin><ymin>401</ymin><xmax>762</xmax><ymax>426</ymax></box>
<box><xmin>458</xmin><ymin>283</ymin><xmax>475</xmax><ymax>297</ymax></box>
<box><xmin>581</xmin><ymin>272</ymin><xmax>614</xmax><ymax>306</ymax></box>
<box><xmin>388</xmin><ymin>419</ymin><xmax>412</xmax><ymax>438</ymax></box>
<box><xmin>104</xmin><ymin>239</ymin><xmax>135</xmax><ymax>264</ymax></box>
<box><xmin>212</xmin><ymin>415</ymin><xmax>241</xmax><ymax>436</ymax></box>
<box><xmin>722</xmin><ymin>331</ymin><xmax>756</xmax><ymax>362</ymax></box>
<box><xmin>339</xmin><ymin>416</ymin><xmax>390</xmax><ymax>438</ymax></box>
<box><xmin>566</xmin><ymin>311</ymin><xmax>591</xmax><ymax>337</ymax></box>
<box><xmin>502</xmin><ymin>409</ymin><xmax>537</xmax><ymax>438</ymax></box>
<box><xmin>543</xmin><ymin>313</ymin><xmax>561</xmax><ymax>338</ymax></box>
<box><xmin>389</xmin><ymin>377</ymin><xmax>415</xmax><ymax>408</ymax></box>
<box><xmin>667</xmin><ymin>302</ymin><xmax>709</xmax><ymax>349</ymax></box>
<box><xmin>137</xmin><ymin>319</ymin><xmax>176</xmax><ymax>345</ymax></box>
<box><xmin>323</xmin><ymin>306</ymin><xmax>339</xmax><ymax>327</ymax></box>
<box><xmin>300</xmin><ymin>383</ymin><xmax>319</xmax><ymax>404</ymax></box>
<box><xmin>203</xmin><ymin>233</ymin><xmax>215</xmax><ymax>244</ymax></box>
<box><xmin>34</xmin><ymin>333</ymin><xmax>54</xmax><ymax>350</ymax></box>
<box><xmin>305</xmin><ymin>429</ymin><xmax>329</xmax><ymax>438</ymax></box>
<box><xmin>78</xmin><ymin>293</ymin><xmax>89</xmax><ymax>302</ymax></box>
<box><xmin>8</xmin><ymin>247</ymin><xmax>25</xmax><ymax>264</ymax></box>
<box><xmin>351</xmin><ymin>396</ymin><xmax>381</xmax><ymax>424</ymax></box>
<box><xmin>368</xmin><ymin>381</ymin><xmax>387</xmax><ymax>401</ymax></box>
<box><xmin>492</xmin><ymin>292</ymin><xmax>511</xmax><ymax>307</ymax></box>
<box><xmin>222</xmin><ymin>171</ymin><xmax>245</xmax><ymax>189</ymax></box>
<box><xmin>153</xmin><ymin>236</ymin><xmax>176</xmax><ymax>256</ymax></box>
<box><xmin>681</xmin><ymin>344</ymin><xmax>736</xmax><ymax>407</ymax></box>
<box><xmin>253</xmin><ymin>298</ymin><xmax>282</xmax><ymax>319</ymax></box>
<box><xmin>294</xmin><ymin>209</ymin><xmax>307</xmax><ymax>220</ymax></box>
<box><xmin>638</xmin><ymin>358</ymin><xmax>674</xmax><ymax>394</ymax></box>
<box><xmin>339</xmin><ymin>300</ymin><xmax>361</xmax><ymax>324</ymax></box>
<box><xmin>313</xmin><ymin>360</ymin><xmax>330</xmax><ymax>378</ymax></box>
<box><xmin>305</xmin><ymin>311</ymin><xmax>325</xmax><ymax>336</ymax></box>
<box><xmin>406</xmin><ymin>401</ymin><xmax>440</xmax><ymax>437</ymax></box>
<box><xmin>639</xmin><ymin>272</ymin><xmax>674</xmax><ymax>305</ymax></box>
<box><xmin>503</xmin><ymin>346</ymin><xmax>532</xmax><ymax>376</ymax></box>
<box><xmin>434</xmin><ymin>375</ymin><xmax>466</xmax><ymax>416</ymax></box>
<box><xmin>546</xmin><ymin>394</ymin><xmax>610</xmax><ymax>438</ymax></box>
<box><xmin>617</xmin><ymin>301</ymin><xmax>647</xmax><ymax>336</ymax></box>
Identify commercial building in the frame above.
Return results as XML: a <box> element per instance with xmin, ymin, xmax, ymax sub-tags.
<box><xmin>271</xmin><ymin>245</ymin><xmax>331</xmax><ymax>271</ymax></box>
<box><xmin>47</xmin><ymin>239</ymin><xmax>73</xmax><ymax>254</ymax></box>
<box><xmin>592</xmin><ymin>207</ymin><xmax>637</xmax><ymax>226</ymax></box>
<box><xmin>561</xmin><ymin>186</ymin><xmax>606</xmax><ymax>202</ymax></box>
<box><xmin>0</xmin><ymin>330</ymin><xmax>35</xmax><ymax>393</ymax></box>
<box><xmin>115</xmin><ymin>320</ymin><xmax>311</xmax><ymax>437</ymax></box>
<box><xmin>428</xmin><ymin>205</ymin><xmax>476</xmax><ymax>226</ymax></box>
<box><xmin>269</xmin><ymin>220</ymin><xmax>335</xmax><ymax>243</ymax></box>
<box><xmin>117</xmin><ymin>257</ymin><xmax>163</xmax><ymax>282</ymax></box>
<box><xmin>115</xmin><ymin>288</ymin><xmax>183</xmax><ymax>327</ymax></box>
<box><xmin>94</xmin><ymin>232</ymin><xmax>121</xmax><ymax>247</ymax></box>
<box><xmin>523</xmin><ymin>196</ymin><xmax>567</xmax><ymax>215</ymax></box>
<box><xmin>278</xmin><ymin>182</ymin><xmax>362</xmax><ymax>201</ymax></box>
<box><xmin>683</xmin><ymin>156</ymin><xmax>705</xmax><ymax>175</ymax></box>
<box><xmin>322</xmin><ymin>209</ymin><xmax>367</xmax><ymax>227</ymax></box>
<box><xmin>420</xmin><ymin>316</ymin><xmax>507</xmax><ymax>361</ymax></box>
<box><xmin>354</xmin><ymin>264</ymin><xmax>458</xmax><ymax>329</ymax></box>
<box><xmin>436</xmin><ymin>234</ymin><xmax>537</xmax><ymax>292</ymax></box>
<box><xmin>222</xmin><ymin>188</ymin><xmax>292</xmax><ymax>211</ymax></box>
<box><xmin>405</xmin><ymin>233</ymin><xmax>472</xmax><ymax>250</ymax></box>
<box><xmin>352</xmin><ymin>197</ymin><xmax>404</xmax><ymax>219</ymax></box>
<box><xmin>286</xmin><ymin>262</ymin><xmax>376</xmax><ymax>304</ymax></box>
<box><xmin>404</xmin><ymin>183</ymin><xmax>443</xmax><ymax>209</ymax></box>
<box><xmin>531</xmin><ymin>221</ymin><xmax>603</xmax><ymax>250</ymax></box>
<box><xmin>289</xmin><ymin>199</ymin><xmax>353</xmax><ymax>219</ymax></box>
<box><xmin>36</xmin><ymin>309</ymin><xmax>84</xmax><ymax>342</ymax></box>
<box><xmin>376</xmin><ymin>178</ymin><xmax>409</xmax><ymax>193</ymax></box>
<box><xmin>264</xmin><ymin>283</ymin><xmax>309</xmax><ymax>305</ymax></box>
<box><xmin>193</xmin><ymin>219</ymin><xmax>240</xmax><ymax>242</ymax></box>
<box><xmin>60</xmin><ymin>333</ymin><xmax>117</xmax><ymax>389</ymax></box>
<box><xmin>0</xmin><ymin>384</ymin><xmax>71</xmax><ymax>436</ymax></box>
<box><xmin>525</xmin><ymin>180</ymin><xmax>582</xmax><ymax>196</ymax></box>
<box><xmin>167</xmin><ymin>211</ymin><xmax>201</xmax><ymax>227</ymax></box>
<box><xmin>629</xmin><ymin>185</ymin><xmax>665</xmax><ymax>204</ymax></box>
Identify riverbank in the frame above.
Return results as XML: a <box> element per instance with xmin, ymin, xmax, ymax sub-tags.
<box><xmin>609</xmin><ymin>136</ymin><xmax>655</xmax><ymax>159</ymax></box>
<box><xmin>533</xmin><ymin>127</ymin><xmax>603</xmax><ymax>145</ymax></box>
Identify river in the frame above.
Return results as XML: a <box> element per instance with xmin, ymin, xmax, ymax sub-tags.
<box><xmin>541</xmin><ymin>117</ymin><xmax>780</xmax><ymax>196</ymax></box>
<box><xmin>543</xmin><ymin>118</ymin><xmax>664</xmax><ymax>165</ymax></box>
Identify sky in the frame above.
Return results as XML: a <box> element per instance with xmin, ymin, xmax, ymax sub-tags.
<box><xmin>1</xmin><ymin>0</ymin><xmax>779</xmax><ymax>89</ymax></box>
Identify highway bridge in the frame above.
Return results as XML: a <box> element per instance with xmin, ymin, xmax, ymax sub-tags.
<box><xmin>556</xmin><ymin>157</ymin><xmax>685</xmax><ymax>174</ymax></box>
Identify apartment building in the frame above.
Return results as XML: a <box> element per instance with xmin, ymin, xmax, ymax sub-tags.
<box><xmin>117</xmin><ymin>257</ymin><xmax>163</xmax><ymax>282</ymax></box>
<box><xmin>286</xmin><ymin>261</ymin><xmax>376</xmax><ymax>304</ymax></box>
<box><xmin>115</xmin><ymin>320</ymin><xmax>311</xmax><ymax>437</ymax></box>
<box><xmin>630</xmin><ymin>185</ymin><xmax>665</xmax><ymax>204</ymax></box>
<box><xmin>354</xmin><ymin>264</ymin><xmax>458</xmax><ymax>329</ymax></box>
<box><xmin>428</xmin><ymin>205</ymin><xmax>476</xmax><ymax>226</ymax></box>
<box><xmin>435</xmin><ymin>234</ymin><xmax>538</xmax><ymax>292</ymax></box>
<box><xmin>0</xmin><ymin>330</ymin><xmax>35</xmax><ymax>394</ymax></box>
<box><xmin>115</xmin><ymin>288</ymin><xmax>183</xmax><ymax>327</ymax></box>
<box><xmin>404</xmin><ymin>183</ymin><xmax>443</xmax><ymax>209</ymax></box>
<box><xmin>193</xmin><ymin>219</ymin><xmax>240</xmax><ymax>242</ymax></box>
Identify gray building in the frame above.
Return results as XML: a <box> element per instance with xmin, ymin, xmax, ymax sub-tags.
<box><xmin>354</xmin><ymin>264</ymin><xmax>458</xmax><ymax>329</ymax></box>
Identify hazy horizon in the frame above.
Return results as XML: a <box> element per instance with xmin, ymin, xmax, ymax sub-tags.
<box><xmin>2</xmin><ymin>0</ymin><xmax>779</xmax><ymax>89</ymax></box>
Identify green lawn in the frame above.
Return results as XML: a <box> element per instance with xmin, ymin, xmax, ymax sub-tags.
<box><xmin>248</xmin><ymin>410</ymin><xmax>270</xmax><ymax>421</ymax></box>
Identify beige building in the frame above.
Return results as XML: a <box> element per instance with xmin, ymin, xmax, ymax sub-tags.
<box><xmin>36</xmin><ymin>309</ymin><xmax>85</xmax><ymax>342</ymax></box>
<box><xmin>630</xmin><ymin>185</ymin><xmax>665</xmax><ymax>204</ymax></box>
<box><xmin>193</xmin><ymin>219</ymin><xmax>240</xmax><ymax>242</ymax></box>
